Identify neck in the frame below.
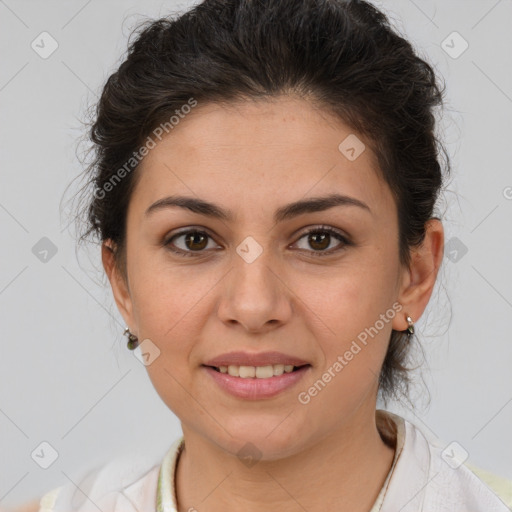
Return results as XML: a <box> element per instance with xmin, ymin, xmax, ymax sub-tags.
<box><xmin>175</xmin><ymin>404</ymin><xmax>396</xmax><ymax>512</ymax></box>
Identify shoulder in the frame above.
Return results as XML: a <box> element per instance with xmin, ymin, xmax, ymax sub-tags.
<box><xmin>32</xmin><ymin>446</ymin><xmax>172</xmax><ymax>512</ymax></box>
<box><xmin>465</xmin><ymin>463</ymin><xmax>512</xmax><ymax>508</ymax></box>
<box><xmin>379</xmin><ymin>412</ymin><xmax>511</xmax><ymax>512</ymax></box>
<box><xmin>410</xmin><ymin>419</ymin><xmax>512</xmax><ymax>510</ymax></box>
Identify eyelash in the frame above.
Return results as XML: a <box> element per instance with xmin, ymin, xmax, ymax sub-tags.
<box><xmin>163</xmin><ymin>225</ymin><xmax>352</xmax><ymax>258</ymax></box>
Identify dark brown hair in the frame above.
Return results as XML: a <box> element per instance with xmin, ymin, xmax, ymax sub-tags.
<box><xmin>72</xmin><ymin>0</ymin><xmax>450</xmax><ymax>407</ymax></box>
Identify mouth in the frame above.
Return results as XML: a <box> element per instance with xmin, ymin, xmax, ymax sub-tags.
<box><xmin>202</xmin><ymin>363</ymin><xmax>311</xmax><ymax>378</ymax></box>
<box><xmin>201</xmin><ymin>363</ymin><xmax>312</xmax><ymax>399</ymax></box>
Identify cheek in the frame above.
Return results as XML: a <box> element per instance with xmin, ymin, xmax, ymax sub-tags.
<box><xmin>134</xmin><ymin>280</ymin><xmax>203</xmax><ymax>408</ymax></box>
<box><xmin>291</xmin><ymin>256</ymin><xmax>396</xmax><ymax>368</ymax></box>
<box><xmin>298</xmin><ymin>254</ymin><xmax>395</xmax><ymax>322</ymax></box>
<box><xmin>295</xmin><ymin>273</ymin><xmax>394</xmax><ymax>416</ymax></box>
<box><xmin>128</xmin><ymin>248</ymin><xmax>195</xmax><ymax>328</ymax></box>
<box><xmin>129</xmin><ymin>259</ymin><xmax>221</xmax><ymax>362</ymax></box>
<box><xmin>133</xmin><ymin>285</ymin><xmax>201</xmax><ymax>347</ymax></box>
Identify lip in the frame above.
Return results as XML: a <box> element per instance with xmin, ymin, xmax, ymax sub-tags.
<box><xmin>202</xmin><ymin>364</ymin><xmax>311</xmax><ymax>399</ymax></box>
<box><xmin>203</xmin><ymin>350</ymin><xmax>310</xmax><ymax>367</ymax></box>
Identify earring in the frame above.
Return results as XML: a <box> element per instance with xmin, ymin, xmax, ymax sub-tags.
<box><xmin>124</xmin><ymin>327</ymin><xmax>139</xmax><ymax>350</ymax></box>
<box><xmin>405</xmin><ymin>315</ymin><xmax>415</xmax><ymax>337</ymax></box>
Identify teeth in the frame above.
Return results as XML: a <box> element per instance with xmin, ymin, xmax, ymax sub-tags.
<box><xmin>217</xmin><ymin>364</ymin><xmax>299</xmax><ymax>378</ymax></box>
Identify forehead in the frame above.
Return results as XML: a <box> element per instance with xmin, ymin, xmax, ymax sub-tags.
<box><xmin>130</xmin><ymin>97</ymin><xmax>392</xmax><ymax>221</ymax></box>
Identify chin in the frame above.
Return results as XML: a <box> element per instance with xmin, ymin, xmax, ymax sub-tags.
<box><xmin>212</xmin><ymin>418</ymin><xmax>311</xmax><ymax>462</ymax></box>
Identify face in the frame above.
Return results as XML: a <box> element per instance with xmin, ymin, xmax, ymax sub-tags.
<box><xmin>105</xmin><ymin>96</ymin><xmax>421</xmax><ymax>459</ymax></box>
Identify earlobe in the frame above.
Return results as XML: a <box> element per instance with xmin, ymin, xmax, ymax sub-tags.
<box><xmin>101</xmin><ymin>240</ymin><xmax>134</xmax><ymax>327</ymax></box>
<box><xmin>394</xmin><ymin>219</ymin><xmax>444</xmax><ymax>331</ymax></box>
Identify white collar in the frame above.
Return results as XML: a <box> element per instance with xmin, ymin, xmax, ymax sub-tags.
<box><xmin>380</xmin><ymin>412</ymin><xmax>510</xmax><ymax>512</ymax></box>
<box><xmin>156</xmin><ymin>411</ymin><xmax>510</xmax><ymax>512</ymax></box>
<box><xmin>48</xmin><ymin>410</ymin><xmax>509</xmax><ymax>511</ymax></box>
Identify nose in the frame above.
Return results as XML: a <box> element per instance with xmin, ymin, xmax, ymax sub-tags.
<box><xmin>216</xmin><ymin>246</ymin><xmax>293</xmax><ymax>333</ymax></box>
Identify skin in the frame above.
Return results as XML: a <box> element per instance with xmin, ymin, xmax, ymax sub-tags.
<box><xmin>99</xmin><ymin>96</ymin><xmax>444</xmax><ymax>512</ymax></box>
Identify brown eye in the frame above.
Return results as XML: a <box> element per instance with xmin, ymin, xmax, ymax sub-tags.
<box><xmin>308</xmin><ymin>232</ymin><xmax>330</xmax><ymax>251</ymax></box>
<box><xmin>183</xmin><ymin>232</ymin><xmax>208</xmax><ymax>250</ymax></box>
<box><xmin>164</xmin><ymin>229</ymin><xmax>218</xmax><ymax>257</ymax></box>
<box><xmin>294</xmin><ymin>226</ymin><xmax>351</xmax><ymax>257</ymax></box>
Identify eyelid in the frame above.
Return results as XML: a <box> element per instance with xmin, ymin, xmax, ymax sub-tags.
<box><xmin>293</xmin><ymin>224</ymin><xmax>349</xmax><ymax>240</ymax></box>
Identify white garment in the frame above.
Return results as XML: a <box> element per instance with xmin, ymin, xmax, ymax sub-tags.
<box><xmin>38</xmin><ymin>410</ymin><xmax>511</xmax><ymax>512</ymax></box>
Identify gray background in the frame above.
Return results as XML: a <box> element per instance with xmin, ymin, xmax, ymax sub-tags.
<box><xmin>1</xmin><ymin>0</ymin><xmax>511</xmax><ymax>507</ymax></box>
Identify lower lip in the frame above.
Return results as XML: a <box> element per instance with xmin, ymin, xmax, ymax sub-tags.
<box><xmin>202</xmin><ymin>365</ymin><xmax>310</xmax><ymax>399</ymax></box>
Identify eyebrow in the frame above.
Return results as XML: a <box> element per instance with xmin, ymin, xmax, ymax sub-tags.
<box><xmin>144</xmin><ymin>193</ymin><xmax>371</xmax><ymax>222</ymax></box>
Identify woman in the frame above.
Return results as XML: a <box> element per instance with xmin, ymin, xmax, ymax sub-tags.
<box><xmin>21</xmin><ymin>0</ymin><xmax>511</xmax><ymax>510</ymax></box>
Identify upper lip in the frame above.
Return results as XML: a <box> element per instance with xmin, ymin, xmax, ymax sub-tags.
<box><xmin>203</xmin><ymin>351</ymin><xmax>310</xmax><ymax>368</ymax></box>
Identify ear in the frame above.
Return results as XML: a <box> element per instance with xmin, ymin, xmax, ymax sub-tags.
<box><xmin>393</xmin><ymin>219</ymin><xmax>444</xmax><ymax>331</ymax></box>
<box><xmin>101</xmin><ymin>240</ymin><xmax>135</xmax><ymax>330</ymax></box>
